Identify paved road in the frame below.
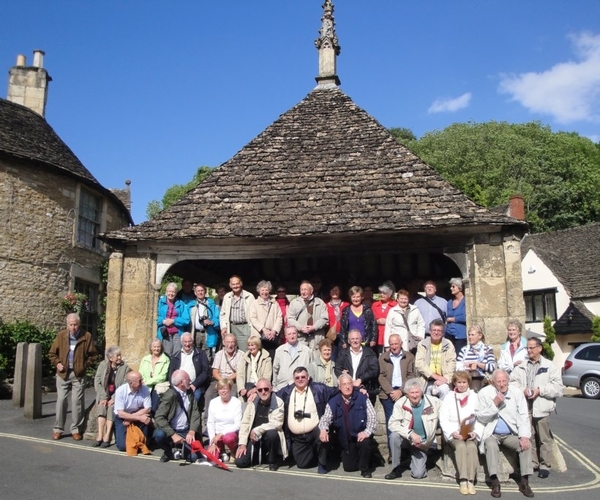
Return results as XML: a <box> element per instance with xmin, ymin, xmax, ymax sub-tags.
<box><xmin>0</xmin><ymin>391</ymin><xmax>598</xmax><ymax>499</ymax></box>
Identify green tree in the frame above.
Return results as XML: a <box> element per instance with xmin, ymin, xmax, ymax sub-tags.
<box><xmin>591</xmin><ymin>316</ymin><xmax>600</xmax><ymax>342</ymax></box>
<box><xmin>542</xmin><ymin>316</ymin><xmax>556</xmax><ymax>360</ymax></box>
<box><xmin>0</xmin><ymin>319</ymin><xmax>56</xmax><ymax>379</ymax></box>
<box><xmin>146</xmin><ymin>166</ymin><xmax>213</xmax><ymax>219</ymax></box>
<box><xmin>399</xmin><ymin>121</ymin><xmax>600</xmax><ymax>232</ymax></box>
<box><xmin>389</xmin><ymin>127</ymin><xmax>417</xmax><ymax>145</ymax></box>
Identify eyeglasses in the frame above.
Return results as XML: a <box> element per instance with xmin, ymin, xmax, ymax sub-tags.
<box><xmin>256</xmin><ymin>387</ymin><xmax>270</xmax><ymax>393</ymax></box>
<box><xmin>294</xmin><ymin>375</ymin><xmax>307</xmax><ymax>380</ymax></box>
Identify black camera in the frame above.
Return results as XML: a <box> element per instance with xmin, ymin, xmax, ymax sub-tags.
<box><xmin>294</xmin><ymin>410</ymin><xmax>311</xmax><ymax>419</ymax></box>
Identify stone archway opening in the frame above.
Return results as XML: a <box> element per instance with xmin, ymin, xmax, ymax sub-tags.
<box><xmin>163</xmin><ymin>250</ymin><xmax>463</xmax><ymax>300</ymax></box>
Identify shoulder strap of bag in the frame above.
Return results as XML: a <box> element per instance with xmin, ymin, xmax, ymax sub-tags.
<box><xmin>224</xmin><ymin>351</ymin><xmax>238</xmax><ymax>373</ymax></box>
<box><xmin>400</xmin><ymin>309</ymin><xmax>413</xmax><ymax>336</ymax></box>
<box><xmin>423</xmin><ymin>297</ymin><xmax>447</xmax><ymax>321</ymax></box>
<box><xmin>295</xmin><ymin>301</ymin><xmax>308</xmax><ymax>321</ymax></box>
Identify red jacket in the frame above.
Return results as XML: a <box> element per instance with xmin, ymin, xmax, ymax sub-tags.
<box><xmin>372</xmin><ymin>300</ymin><xmax>398</xmax><ymax>346</ymax></box>
<box><xmin>326</xmin><ymin>301</ymin><xmax>349</xmax><ymax>337</ymax></box>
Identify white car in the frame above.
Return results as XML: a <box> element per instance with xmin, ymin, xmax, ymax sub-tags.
<box><xmin>562</xmin><ymin>343</ymin><xmax>600</xmax><ymax>399</ymax></box>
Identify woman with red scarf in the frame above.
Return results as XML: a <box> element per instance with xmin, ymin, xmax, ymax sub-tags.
<box><xmin>326</xmin><ymin>285</ymin><xmax>349</xmax><ymax>360</ymax></box>
<box><xmin>371</xmin><ymin>281</ymin><xmax>397</xmax><ymax>354</ymax></box>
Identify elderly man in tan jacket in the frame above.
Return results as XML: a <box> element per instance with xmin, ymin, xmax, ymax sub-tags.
<box><xmin>415</xmin><ymin>319</ymin><xmax>456</xmax><ymax>400</ymax></box>
<box><xmin>385</xmin><ymin>377</ymin><xmax>441</xmax><ymax>480</ymax></box>
<box><xmin>234</xmin><ymin>378</ymin><xmax>287</xmax><ymax>470</ymax></box>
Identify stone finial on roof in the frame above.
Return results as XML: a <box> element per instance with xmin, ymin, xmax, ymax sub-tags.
<box><xmin>314</xmin><ymin>0</ymin><xmax>341</xmax><ymax>87</ymax></box>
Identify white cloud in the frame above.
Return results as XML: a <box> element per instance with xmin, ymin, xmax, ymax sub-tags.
<box><xmin>427</xmin><ymin>92</ymin><xmax>472</xmax><ymax>114</ymax></box>
<box><xmin>498</xmin><ymin>32</ymin><xmax>600</xmax><ymax>124</ymax></box>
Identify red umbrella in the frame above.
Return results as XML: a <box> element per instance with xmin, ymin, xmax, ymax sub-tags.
<box><xmin>188</xmin><ymin>440</ymin><xmax>231</xmax><ymax>471</ymax></box>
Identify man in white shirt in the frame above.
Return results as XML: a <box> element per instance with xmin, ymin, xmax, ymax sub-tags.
<box><xmin>475</xmin><ymin>369</ymin><xmax>534</xmax><ymax>498</ymax></box>
<box><xmin>113</xmin><ymin>371</ymin><xmax>151</xmax><ymax>451</ymax></box>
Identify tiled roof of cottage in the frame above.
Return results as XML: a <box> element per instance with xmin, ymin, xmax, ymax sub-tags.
<box><xmin>0</xmin><ymin>97</ymin><xmax>133</xmax><ymax>224</ymax></box>
<box><xmin>521</xmin><ymin>222</ymin><xmax>600</xmax><ymax>300</ymax></box>
<box><xmin>0</xmin><ymin>97</ymin><xmax>99</xmax><ymax>184</ymax></box>
<box><xmin>106</xmin><ymin>87</ymin><xmax>524</xmax><ymax>243</ymax></box>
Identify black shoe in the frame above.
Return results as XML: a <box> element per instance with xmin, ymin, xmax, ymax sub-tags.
<box><xmin>269</xmin><ymin>463</ymin><xmax>279</xmax><ymax>471</ymax></box>
<box><xmin>519</xmin><ymin>479</ymin><xmax>534</xmax><ymax>498</ymax></box>
<box><xmin>361</xmin><ymin>471</ymin><xmax>372</xmax><ymax>478</ymax></box>
<box><xmin>160</xmin><ymin>454</ymin><xmax>172</xmax><ymax>463</ymax></box>
<box><xmin>538</xmin><ymin>469</ymin><xmax>549</xmax><ymax>479</ymax></box>
<box><xmin>490</xmin><ymin>477</ymin><xmax>501</xmax><ymax>498</ymax></box>
<box><xmin>93</xmin><ymin>440</ymin><xmax>103</xmax><ymax>447</ymax></box>
<box><xmin>385</xmin><ymin>468</ymin><xmax>401</xmax><ymax>480</ymax></box>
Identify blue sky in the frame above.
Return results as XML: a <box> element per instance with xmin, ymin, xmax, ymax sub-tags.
<box><xmin>2</xmin><ymin>1</ymin><xmax>599</xmax><ymax>224</ymax></box>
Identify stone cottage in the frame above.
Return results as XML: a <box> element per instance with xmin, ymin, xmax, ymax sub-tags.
<box><xmin>102</xmin><ymin>1</ymin><xmax>527</xmax><ymax>366</ymax></box>
<box><xmin>0</xmin><ymin>51</ymin><xmax>133</xmax><ymax>334</ymax></box>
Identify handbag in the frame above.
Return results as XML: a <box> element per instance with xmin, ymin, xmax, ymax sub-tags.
<box><xmin>460</xmin><ymin>414</ymin><xmax>476</xmax><ymax>440</ymax></box>
<box><xmin>155</xmin><ymin>381</ymin><xmax>170</xmax><ymax>395</ymax></box>
<box><xmin>326</xmin><ymin>324</ymin><xmax>338</xmax><ymax>341</ymax></box>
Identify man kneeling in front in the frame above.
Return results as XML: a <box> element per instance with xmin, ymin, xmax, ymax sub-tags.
<box><xmin>319</xmin><ymin>373</ymin><xmax>377</xmax><ymax>478</ymax></box>
<box><xmin>153</xmin><ymin>370</ymin><xmax>201</xmax><ymax>463</ymax></box>
<box><xmin>235</xmin><ymin>378</ymin><xmax>286</xmax><ymax>470</ymax></box>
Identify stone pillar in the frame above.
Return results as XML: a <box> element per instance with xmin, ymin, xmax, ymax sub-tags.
<box><xmin>503</xmin><ymin>233</ymin><xmax>526</xmax><ymax>322</ymax></box>
<box><xmin>12</xmin><ymin>342</ymin><xmax>28</xmax><ymax>407</ymax></box>
<box><xmin>468</xmin><ymin>233</ymin><xmax>512</xmax><ymax>345</ymax></box>
<box><xmin>105</xmin><ymin>251</ymin><xmax>157</xmax><ymax>368</ymax></box>
<box><xmin>23</xmin><ymin>343</ymin><xmax>42</xmax><ymax>419</ymax></box>
<box><xmin>105</xmin><ymin>251</ymin><xmax>124</xmax><ymax>347</ymax></box>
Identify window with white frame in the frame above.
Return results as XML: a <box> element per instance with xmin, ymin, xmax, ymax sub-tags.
<box><xmin>524</xmin><ymin>288</ymin><xmax>557</xmax><ymax>323</ymax></box>
<box><xmin>77</xmin><ymin>189</ymin><xmax>102</xmax><ymax>249</ymax></box>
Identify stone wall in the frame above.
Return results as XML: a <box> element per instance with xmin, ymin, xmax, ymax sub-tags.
<box><xmin>0</xmin><ymin>159</ymin><xmax>129</xmax><ymax>330</ymax></box>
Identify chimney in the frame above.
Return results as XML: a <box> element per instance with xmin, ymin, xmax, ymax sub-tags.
<box><xmin>509</xmin><ymin>195</ymin><xmax>525</xmax><ymax>220</ymax></box>
<box><xmin>7</xmin><ymin>50</ymin><xmax>52</xmax><ymax>118</ymax></box>
<box><xmin>110</xmin><ymin>180</ymin><xmax>132</xmax><ymax>212</ymax></box>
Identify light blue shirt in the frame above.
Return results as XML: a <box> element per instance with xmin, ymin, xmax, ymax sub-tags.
<box><xmin>114</xmin><ymin>383</ymin><xmax>151</xmax><ymax>415</ymax></box>
<box><xmin>414</xmin><ymin>295</ymin><xmax>447</xmax><ymax>333</ymax></box>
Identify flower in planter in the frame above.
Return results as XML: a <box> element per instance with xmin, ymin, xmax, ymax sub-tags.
<box><xmin>60</xmin><ymin>293</ymin><xmax>89</xmax><ymax>314</ymax></box>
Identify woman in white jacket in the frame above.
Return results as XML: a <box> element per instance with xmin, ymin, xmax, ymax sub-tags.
<box><xmin>439</xmin><ymin>371</ymin><xmax>479</xmax><ymax>495</ymax></box>
<box><xmin>384</xmin><ymin>289</ymin><xmax>425</xmax><ymax>351</ymax></box>
<box><xmin>498</xmin><ymin>319</ymin><xmax>528</xmax><ymax>374</ymax></box>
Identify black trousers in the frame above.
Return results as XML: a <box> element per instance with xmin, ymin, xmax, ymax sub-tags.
<box><xmin>234</xmin><ymin>429</ymin><xmax>281</xmax><ymax>468</ymax></box>
<box><xmin>290</xmin><ymin>427</ymin><xmax>328</xmax><ymax>469</ymax></box>
<box><xmin>341</xmin><ymin>436</ymin><xmax>372</xmax><ymax>473</ymax></box>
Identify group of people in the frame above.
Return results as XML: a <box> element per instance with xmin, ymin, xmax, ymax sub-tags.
<box><xmin>47</xmin><ymin>276</ymin><xmax>564</xmax><ymax>498</ymax></box>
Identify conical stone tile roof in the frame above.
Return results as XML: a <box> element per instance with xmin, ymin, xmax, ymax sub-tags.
<box><xmin>105</xmin><ymin>87</ymin><xmax>523</xmax><ymax>242</ymax></box>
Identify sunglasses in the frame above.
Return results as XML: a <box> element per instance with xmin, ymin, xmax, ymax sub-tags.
<box><xmin>294</xmin><ymin>375</ymin><xmax>307</xmax><ymax>380</ymax></box>
<box><xmin>256</xmin><ymin>387</ymin><xmax>270</xmax><ymax>393</ymax></box>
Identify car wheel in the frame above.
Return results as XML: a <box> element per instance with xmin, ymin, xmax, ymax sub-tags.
<box><xmin>581</xmin><ymin>377</ymin><xmax>600</xmax><ymax>399</ymax></box>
